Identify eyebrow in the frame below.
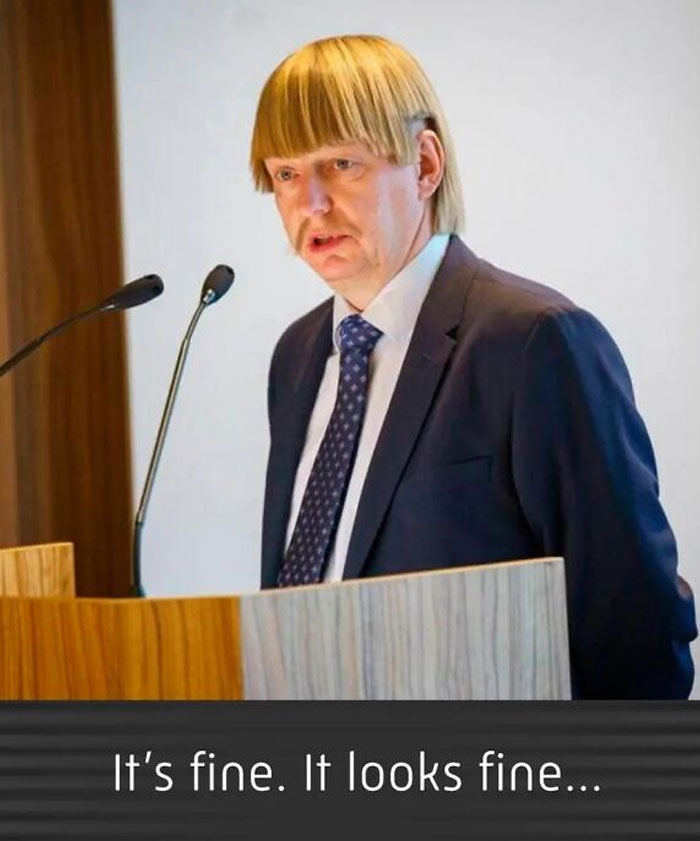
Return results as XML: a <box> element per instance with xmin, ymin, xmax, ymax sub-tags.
<box><xmin>266</xmin><ymin>145</ymin><xmax>368</xmax><ymax>165</ymax></box>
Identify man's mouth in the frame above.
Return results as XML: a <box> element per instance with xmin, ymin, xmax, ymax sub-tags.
<box><xmin>308</xmin><ymin>234</ymin><xmax>349</xmax><ymax>253</ymax></box>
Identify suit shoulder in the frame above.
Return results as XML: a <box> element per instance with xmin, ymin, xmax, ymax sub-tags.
<box><xmin>271</xmin><ymin>297</ymin><xmax>333</xmax><ymax>361</ymax></box>
<box><xmin>474</xmin><ymin>260</ymin><xmax>621</xmax><ymax>352</ymax></box>
<box><xmin>470</xmin><ymin>257</ymin><xmax>580</xmax><ymax>325</ymax></box>
<box><xmin>445</xmin><ymin>240</ymin><xmax>617</xmax><ymax>361</ymax></box>
<box><xmin>462</xmin><ymin>256</ymin><xmax>628</xmax><ymax>394</ymax></box>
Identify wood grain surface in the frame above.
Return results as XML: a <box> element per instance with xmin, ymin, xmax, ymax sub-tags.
<box><xmin>241</xmin><ymin>557</ymin><xmax>571</xmax><ymax>700</ymax></box>
<box><xmin>0</xmin><ymin>130</ymin><xmax>19</xmax><ymax>545</ymax></box>
<box><xmin>0</xmin><ymin>596</ymin><xmax>244</xmax><ymax>700</ymax></box>
<box><xmin>0</xmin><ymin>0</ymin><xmax>133</xmax><ymax>594</ymax></box>
<box><xmin>0</xmin><ymin>542</ymin><xmax>75</xmax><ymax>597</ymax></box>
<box><xmin>0</xmin><ymin>559</ymin><xmax>569</xmax><ymax>700</ymax></box>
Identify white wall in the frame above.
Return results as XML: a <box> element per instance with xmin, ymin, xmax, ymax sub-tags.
<box><xmin>113</xmin><ymin>0</ymin><xmax>700</xmax><ymax>685</ymax></box>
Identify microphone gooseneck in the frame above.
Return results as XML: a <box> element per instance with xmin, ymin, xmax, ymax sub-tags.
<box><xmin>131</xmin><ymin>264</ymin><xmax>235</xmax><ymax>597</ymax></box>
<box><xmin>0</xmin><ymin>274</ymin><xmax>164</xmax><ymax>380</ymax></box>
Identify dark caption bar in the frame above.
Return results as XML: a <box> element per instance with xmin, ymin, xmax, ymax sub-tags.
<box><xmin>0</xmin><ymin>702</ymin><xmax>698</xmax><ymax>839</ymax></box>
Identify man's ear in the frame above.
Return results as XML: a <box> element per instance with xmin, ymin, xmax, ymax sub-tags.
<box><xmin>416</xmin><ymin>129</ymin><xmax>445</xmax><ymax>200</ymax></box>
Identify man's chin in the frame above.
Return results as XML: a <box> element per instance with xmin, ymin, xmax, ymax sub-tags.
<box><xmin>306</xmin><ymin>255</ymin><xmax>363</xmax><ymax>287</ymax></box>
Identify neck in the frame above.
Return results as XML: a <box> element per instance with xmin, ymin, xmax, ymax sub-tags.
<box><xmin>344</xmin><ymin>212</ymin><xmax>433</xmax><ymax>311</ymax></box>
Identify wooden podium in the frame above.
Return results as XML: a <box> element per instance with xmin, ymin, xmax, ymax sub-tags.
<box><xmin>0</xmin><ymin>544</ymin><xmax>571</xmax><ymax>700</ymax></box>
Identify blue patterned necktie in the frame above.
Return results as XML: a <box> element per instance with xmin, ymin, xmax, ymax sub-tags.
<box><xmin>276</xmin><ymin>314</ymin><xmax>383</xmax><ymax>587</ymax></box>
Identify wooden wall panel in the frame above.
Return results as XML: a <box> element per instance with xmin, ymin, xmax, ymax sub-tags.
<box><xmin>0</xmin><ymin>112</ymin><xmax>20</xmax><ymax>545</ymax></box>
<box><xmin>0</xmin><ymin>0</ymin><xmax>133</xmax><ymax>595</ymax></box>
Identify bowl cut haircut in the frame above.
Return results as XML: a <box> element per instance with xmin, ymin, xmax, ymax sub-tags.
<box><xmin>250</xmin><ymin>34</ymin><xmax>464</xmax><ymax>233</ymax></box>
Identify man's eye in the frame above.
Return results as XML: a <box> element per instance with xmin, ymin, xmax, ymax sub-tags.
<box><xmin>333</xmin><ymin>159</ymin><xmax>354</xmax><ymax>171</ymax></box>
<box><xmin>275</xmin><ymin>169</ymin><xmax>295</xmax><ymax>182</ymax></box>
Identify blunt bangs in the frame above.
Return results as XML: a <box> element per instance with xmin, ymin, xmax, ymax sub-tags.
<box><xmin>250</xmin><ymin>35</ymin><xmax>464</xmax><ymax>233</ymax></box>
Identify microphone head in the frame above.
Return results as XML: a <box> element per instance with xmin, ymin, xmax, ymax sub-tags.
<box><xmin>102</xmin><ymin>274</ymin><xmax>164</xmax><ymax>311</ymax></box>
<box><xmin>201</xmin><ymin>264</ymin><xmax>234</xmax><ymax>305</ymax></box>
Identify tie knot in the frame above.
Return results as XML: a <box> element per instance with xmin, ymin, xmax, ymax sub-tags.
<box><xmin>338</xmin><ymin>314</ymin><xmax>383</xmax><ymax>355</ymax></box>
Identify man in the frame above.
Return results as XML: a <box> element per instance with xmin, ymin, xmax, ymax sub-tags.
<box><xmin>250</xmin><ymin>34</ymin><xmax>696</xmax><ymax>698</ymax></box>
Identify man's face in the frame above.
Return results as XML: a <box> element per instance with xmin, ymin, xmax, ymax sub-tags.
<box><xmin>264</xmin><ymin>141</ymin><xmax>427</xmax><ymax>307</ymax></box>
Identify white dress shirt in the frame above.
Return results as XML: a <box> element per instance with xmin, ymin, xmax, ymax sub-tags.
<box><xmin>284</xmin><ymin>234</ymin><xmax>450</xmax><ymax>582</ymax></box>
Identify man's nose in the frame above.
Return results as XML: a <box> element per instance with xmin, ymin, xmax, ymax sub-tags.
<box><xmin>298</xmin><ymin>172</ymin><xmax>331</xmax><ymax>216</ymax></box>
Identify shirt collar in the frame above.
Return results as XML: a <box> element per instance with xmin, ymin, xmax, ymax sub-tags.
<box><xmin>332</xmin><ymin>234</ymin><xmax>450</xmax><ymax>351</ymax></box>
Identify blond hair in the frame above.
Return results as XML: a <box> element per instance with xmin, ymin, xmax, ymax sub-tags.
<box><xmin>250</xmin><ymin>35</ymin><xmax>464</xmax><ymax>233</ymax></box>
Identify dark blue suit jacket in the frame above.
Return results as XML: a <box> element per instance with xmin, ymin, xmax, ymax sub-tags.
<box><xmin>261</xmin><ymin>236</ymin><xmax>696</xmax><ymax>698</ymax></box>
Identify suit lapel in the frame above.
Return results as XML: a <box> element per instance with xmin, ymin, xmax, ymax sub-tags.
<box><xmin>261</xmin><ymin>302</ymin><xmax>332</xmax><ymax>587</ymax></box>
<box><xmin>342</xmin><ymin>236</ymin><xmax>481</xmax><ymax>580</ymax></box>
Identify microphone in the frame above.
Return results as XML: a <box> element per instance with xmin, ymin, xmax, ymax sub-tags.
<box><xmin>201</xmin><ymin>264</ymin><xmax>234</xmax><ymax>305</ymax></box>
<box><xmin>131</xmin><ymin>264</ymin><xmax>235</xmax><ymax>597</ymax></box>
<box><xmin>101</xmin><ymin>274</ymin><xmax>164</xmax><ymax>310</ymax></box>
<box><xmin>0</xmin><ymin>274</ymin><xmax>164</xmax><ymax>379</ymax></box>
